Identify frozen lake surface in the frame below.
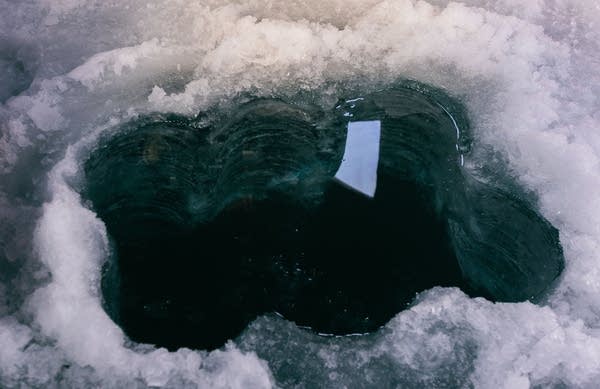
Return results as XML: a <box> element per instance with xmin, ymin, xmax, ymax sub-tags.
<box><xmin>1</xmin><ymin>1</ymin><xmax>599</xmax><ymax>387</ymax></box>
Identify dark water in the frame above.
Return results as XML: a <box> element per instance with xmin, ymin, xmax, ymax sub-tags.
<box><xmin>84</xmin><ymin>84</ymin><xmax>564</xmax><ymax>351</ymax></box>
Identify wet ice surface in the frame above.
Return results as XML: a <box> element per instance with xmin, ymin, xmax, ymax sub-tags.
<box><xmin>1</xmin><ymin>0</ymin><xmax>600</xmax><ymax>388</ymax></box>
<box><xmin>0</xmin><ymin>39</ymin><xmax>38</xmax><ymax>104</ymax></box>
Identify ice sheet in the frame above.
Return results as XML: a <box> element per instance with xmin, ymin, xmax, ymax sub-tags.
<box><xmin>1</xmin><ymin>0</ymin><xmax>600</xmax><ymax>387</ymax></box>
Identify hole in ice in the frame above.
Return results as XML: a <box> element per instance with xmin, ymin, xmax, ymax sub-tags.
<box><xmin>83</xmin><ymin>85</ymin><xmax>564</xmax><ymax>351</ymax></box>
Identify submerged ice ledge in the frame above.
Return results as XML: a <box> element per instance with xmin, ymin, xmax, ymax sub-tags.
<box><xmin>82</xmin><ymin>84</ymin><xmax>564</xmax><ymax>351</ymax></box>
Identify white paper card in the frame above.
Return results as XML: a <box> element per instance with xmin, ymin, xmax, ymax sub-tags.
<box><xmin>334</xmin><ymin>120</ymin><xmax>381</xmax><ymax>197</ymax></box>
